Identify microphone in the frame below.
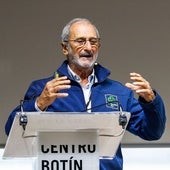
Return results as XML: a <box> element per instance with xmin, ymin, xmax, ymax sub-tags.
<box><xmin>19</xmin><ymin>94</ymin><xmax>37</xmax><ymax>131</ymax></box>
<box><xmin>19</xmin><ymin>99</ymin><xmax>28</xmax><ymax>131</ymax></box>
<box><xmin>118</xmin><ymin>105</ymin><xmax>127</xmax><ymax>129</ymax></box>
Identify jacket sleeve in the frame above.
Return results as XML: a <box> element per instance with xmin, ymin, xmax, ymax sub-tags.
<box><xmin>5</xmin><ymin>80</ymin><xmax>44</xmax><ymax>136</ymax></box>
<box><xmin>126</xmin><ymin>90</ymin><xmax>166</xmax><ymax>140</ymax></box>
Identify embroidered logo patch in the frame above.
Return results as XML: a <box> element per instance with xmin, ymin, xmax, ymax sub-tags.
<box><xmin>105</xmin><ymin>94</ymin><xmax>119</xmax><ymax>109</ymax></box>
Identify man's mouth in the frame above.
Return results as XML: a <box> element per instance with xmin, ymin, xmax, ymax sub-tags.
<box><xmin>79</xmin><ymin>51</ymin><xmax>93</xmax><ymax>58</ymax></box>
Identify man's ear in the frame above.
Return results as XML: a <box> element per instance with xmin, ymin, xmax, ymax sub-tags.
<box><xmin>61</xmin><ymin>42</ymin><xmax>69</xmax><ymax>55</ymax></box>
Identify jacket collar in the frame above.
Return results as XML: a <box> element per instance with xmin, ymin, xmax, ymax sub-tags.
<box><xmin>56</xmin><ymin>60</ymin><xmax>110</xmax><ymax>83</ymax></box>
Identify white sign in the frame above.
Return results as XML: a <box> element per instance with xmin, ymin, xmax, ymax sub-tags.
<box><xmin>37</xmin><ymin>131</ymin><xmax>99</xmax><ymax>170</ymax></box>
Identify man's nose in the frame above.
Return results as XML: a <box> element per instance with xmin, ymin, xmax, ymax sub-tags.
<box><xmin>84</xmin><ymin>40</ymin><xmax>92</xmax><ymax>50</ymax></box>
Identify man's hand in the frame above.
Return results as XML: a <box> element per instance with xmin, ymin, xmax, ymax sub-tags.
<box><xmin>125</xmin><ymin>72</ymin><xmax>155</xmax><ymax>102</ymax></box>
<box><xmin>36</xmin><ymin>76</ymin><xmax>71</xmax><ymax>110</ymax></box>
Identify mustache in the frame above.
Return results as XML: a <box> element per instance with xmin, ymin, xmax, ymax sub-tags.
<box><xmin>79</xmin><ymin>51</ymin><xmax>93</xmax><ymax>57</ymax></box>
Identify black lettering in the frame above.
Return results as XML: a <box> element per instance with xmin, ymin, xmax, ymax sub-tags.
<box><xmin>42</xmin><ymin>160</ymin><xmax>49</xmax><ymax>170</ymax></box>
<box><xmin>51</xmin><ymin>160</ymin><xmax>59</xmax><ymax>170</ymax></box>
<box><xmin>74</xmin><ymin>159</ymin><xmax>82</xmax><ymax>170</ymax></box>
<box><xmin>51</xmin><ymin>145</ymin><xmax>58</xmax><ymax>153</ymax></box>
<box><xmin>71</xmin><ymin>145</ymin><xmax>75</xmax><ymax>153</ymax></box>
<box><xmin>60</xmin><ymin>159</ymin><xmax>68</xmax><ymax>170</ymax></box>
<box><xmin>60</xmin><ymin>145</ymin><xmax>68</xmax><ymax>153</ymax></box>
<box><xmin>41</xmin><ymin>145</ymin><xmax>49</xmax><ymax>153</ymax></box>
<box><xmin>88</xmin><ymin>144</ymin><xmax>96</xmax><ymax>153</ymax></box>
<box><xmin>78</xmin><ymin>145</ymin><xmax>86</xmax><ymax>153</ymax></box>
<box><xmin>69</xmin><ymin>156</ymin><xmax>73</xmax><ymax>170</ymax></box>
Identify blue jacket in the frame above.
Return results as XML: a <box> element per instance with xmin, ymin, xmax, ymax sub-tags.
<box><xmin>5</xmin><ymin>60</ymin><xmax>166</xmax><ymax>170</ymax></box>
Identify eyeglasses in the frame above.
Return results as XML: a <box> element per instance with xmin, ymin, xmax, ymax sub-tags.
<box><xmin>64</xmin><ymin>37</ymin><xmax>100</xmax><ymax>47</ymax></box>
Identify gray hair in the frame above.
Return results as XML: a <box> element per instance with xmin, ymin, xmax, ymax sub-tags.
<box><xmin>61</xmin><ymin>18</ymin><xmax>100</xmax><ymax>42</ymax></box>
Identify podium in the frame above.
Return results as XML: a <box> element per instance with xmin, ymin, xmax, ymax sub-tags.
<box><xmin>3</xmin><ymin>112</ymin><xmax>130</xmax><ymax>169</ymax></box>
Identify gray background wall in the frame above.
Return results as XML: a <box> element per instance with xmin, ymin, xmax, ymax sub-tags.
<box><xmin>0</xmin><ymin>0</ymin><xmax>169</xmax><ymax>145</ymax></box>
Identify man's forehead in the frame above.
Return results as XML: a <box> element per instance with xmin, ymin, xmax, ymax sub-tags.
<box><xmin>69</xmin><ymin>21</ymin><xmax>97</xmax><ymax>38</ymax></box>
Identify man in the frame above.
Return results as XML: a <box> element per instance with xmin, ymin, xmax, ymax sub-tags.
<box><xmin>5</xmin><ymin>18</ymin><xmax>166</xmax><ymax>170</ymax></box>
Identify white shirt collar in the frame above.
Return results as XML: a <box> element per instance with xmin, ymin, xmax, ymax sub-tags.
<box><xmin>67</xmin><ymin>65</ymin><xmax>97</xmax><ymax>85</ymax></box>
